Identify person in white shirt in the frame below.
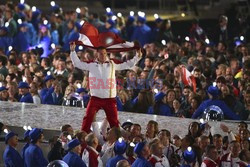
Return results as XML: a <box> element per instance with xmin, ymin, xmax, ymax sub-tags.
<box><xmin>149</xmin><ymin>139</ymin><xmax>170</xmax><ymax>167</ymax></box>
<box><xmin>101</xmin><ymin>127</ymin><xmax>121</xmax><ymax>166</ymax></box>
<box><xmin>220</xmin><ymin>141</ymin><xmax>247</xmax><ymax>167</ymax></box>
<box><xmin>70</xmin><ymin>42</ymin><xmax>142</xmax><ymax>133</ymax></box>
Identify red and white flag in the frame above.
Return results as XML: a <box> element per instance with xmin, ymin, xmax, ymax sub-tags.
<box><xmin>74</xmin><ymin>21</ymin><xmax>140</xmax><ymax>52</ymax></box>
<box><xmin>181</xmin><ymin>66</ymin><xmax>197</xmax><ymax>92</ymax></box>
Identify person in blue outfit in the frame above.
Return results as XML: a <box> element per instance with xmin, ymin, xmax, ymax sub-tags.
<box><xmin>21</xmin><ymin>130</ymin><xmax>30</xmax><ymax>167</ymax></box>
<box><xmin>24</xmin><ymin>128</ymin><xmax>48</xmax><ymax>167</ymax></box>
<box><xmin>125</xmin><ymin>15</ymin><xmax>136</xmax><ymax>41</ymax></box>
<box><xmin>62</xmin><ymin>20</ymin><xmax>79</xmax><ymax>52</ymax></box>
<box><xmin>12</xmin><ymin>23</ymin><xmax>29</xmax><ymax>53</ymax></box>
<box><xmin>18</xmin><ymin>82</ymin><xmax>33</xmax><ymax>103</ymax></box>
<box><xmin>147</xmin><ymin>92</ymin><xmax>172</xmax><ymax>116</ymax></box>
<box><xmin>0</xmin><ymin>26</ymin><xmax>13</xmax><ymax>55</ymax></box>
<box><xmin>62</xmin><ymin>139</ymin><xmax>87</xmax><ymax>167</ymax></box>
<box><xmin>40</xmin><ymin>75</ymin><xmax>55</xmax><ymax>104</ymax></box>
<box><xmin>106</xmin><ymin>139</ymin><xmax>128</xmax><ymax>167</ymax></box>
<box><xmin>3</xmin><ymin>131</ymin><xmax>23</xmax><ymax>167</ymax></box>
<box><xmin>131</xmin><ymin>15</ymin><xmax>151</xmax><ymax>47</ymax></box>
<box><xmin>100</xmin><ymin>19</ymin><xmax>120</xmax><ymax>35</ymax></box>
<box><xmin>132</xmin><ymin>142</ymin><xmax>152</xmax><ymax>167</ymax></box>
<box><xmin>191</xmin><ymin>84</ymin><xmax>240</xmax><ymax>120</ymax></box>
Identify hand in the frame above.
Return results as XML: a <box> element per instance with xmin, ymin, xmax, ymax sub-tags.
<box><xmin>136</xmin><ymin>48</ymin><xmax>143</xmax><ymax>58</ymax></box>
<box><xmin>220</xmin><ymin>123</ymin><xmax>230</xmax><ymax>133</ymax></box>
<box><xmin>70</xmin><ymin>42</ymin><xmax>76</xmax><ymax>52</ymax></box>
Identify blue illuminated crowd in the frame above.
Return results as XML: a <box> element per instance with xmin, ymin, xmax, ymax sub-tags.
<box><xmin>0</xmin><ymin>1</ymin><xmax>250</xmax><ymax>166</ymax></box>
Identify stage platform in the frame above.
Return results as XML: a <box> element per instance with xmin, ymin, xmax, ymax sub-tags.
<box><xmin>0</xmin><ymin>101</ymin><xmax>244</xmax><ymax>138</ymax></box>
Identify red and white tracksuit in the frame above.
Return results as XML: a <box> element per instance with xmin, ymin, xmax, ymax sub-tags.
<box><xmin>70</xmin><ymin>51</ymin><xmax>140</xmax><ymax>133</ymax></box>
<box><xmin>82</xmin><ymin>146</ymin><xmax>103</xmax><ymax>167</ymax></box>
<box><xmin>220</xmin><ymin>153</ymin><xmax>248</xmax><ymax>167</ymax></box>
<box><xmin>149</xmin><ymin>154</ymin><xmax>170</xmax><ymax>167</ymax></box>
<box><xmin>201</xmin><ymin>157</ymin><xmax>219</xmax><ymax>167</ymax></box>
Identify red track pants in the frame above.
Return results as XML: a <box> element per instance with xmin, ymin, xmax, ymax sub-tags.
<box><xmin>81</xmin><ymin>96</ymin><xmax>119</xmax><ymax>133</ymax></box>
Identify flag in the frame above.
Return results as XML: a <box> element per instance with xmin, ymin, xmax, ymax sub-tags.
<box><xmin>181</xmin><ymin>66</ymin><xmax>197</xmax><ymax>92</ymax></box>
<box><xmin>74</xmin><ymin>21</ymin><xmax>140</xmax><ymax>52</ymax></box>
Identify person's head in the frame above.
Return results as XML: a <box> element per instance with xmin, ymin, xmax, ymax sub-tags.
<box><xmin>67</xmin><ymin>139</ymin><xmax>82</xmax><ymax>155</ymax></box>
<box><xmin>75</xmin><ymin>131</ymin><xmax>87</xmax><ymax>143</ymax></box>
<box><xmin>181</xmin><ymin>135</ymin><xmax>195</xmax><ymax>150</ymax></box>
<box><xmin>213</xmin><ymin>134</ymin><xmax>223</xmax><ymax>149</ymax></box>
<box><xmin>174</xmin><ymin>86</ymin><xmax>182</xmax><ymax>99</ymax></box>
<box><xmin>238</xmin><ymin>121</ymin><xmax>248</xmax><ymax>134</ymax></box>
<box><xmin>216</xmin><ymin>64</ymin><xmax>227</xmax><ymax>77</ymax></box>
<box><xmin>173</xmin><ymin>135</ymin><xmax>182</xmax><ymax>148</ymax></box>
<box><xmin>173</xmin><ymin>99</ymin><xmax>181</xmax><ymax>111</ymax></box>
<box><xmin>116</xmin><ymin>160</ymin><xmax>131</xmax><ymax>167</ymax></box>
<box><xmin>61</xmin><ymin>124</ymin><xmax>74</xmax><ymax>135</ymax></box>
<box><xmin>190</xmin><ymin>96</ymin><xmax>201</xmax><ymax>110</ymax></box>
<box><xmin>216</xmin><ymin>76</ymin><xmax>226</xmax><ymax>89</ymax></box>
<box><xmin>230</xmin><ymin>141</ymin><xmax>241</xmax><ymax>157</ymax></box>
<box><xmin>183</xmin><ymin>86</ymin><xmax>191</xmax><ymax>98</ymax></box>
<box><xmin>41</xmin><ymin>58</ymin><xmax>50</xmax><ymax>68</ymax></box>
<box><xmin>166</xmin><ymin>89</ymin><xmax>176</xmax><ymax>104</ymax></box>
<box><xmin>5</xmin><ymin>132</ymin><xmax>18</xmax><ymax>147</ymax></box>
<box><xmin>150</xmin><ymin>140</ymin><xmax>164</xmax><ymax>157</ymax></box>
<box><xmin>0</xmin><ymin>87</ymin><xmax>9</xmax><ymax>100</ymax></box>
<box><xmin>18</xmin><ymin>82</ymin><xmax>30</xmax><ymax>95</ymax></box>
<box><xmin>106</xmin><ymin>127</ymin><xmax>121</xmax><ymax>142</ymax></box>
<box><xmin>85</xmin><ymin>133</ymin><xmax>99</xmax><ymax>149</ymax></box>
<box><xmin>29</xmin><ymin>82</ymin><xmax>38</xmax><ymax>95</ymax></box>
<box><xmin>29</xmin><ymin>128</ymin><xmax>44</xmax><ymax>144</ymax></box>
<box><xmin>205</xmin><ymin>145</ymin><xmax>218</xmax><ymax>161</ymax></box>
<box><xmin>240</xmin><ymin>129</ymin><xmax>249</xmax><ymax>141</ymax></box>
<box><xmin>97</xmin><ymin>47</ymin><xmax>107</xmax><ymax>63</ymax></box>
<box><xmin>146</xmin><ymin>120</ymin><xmax>158</xmax><ymax>138</ymax></box>
<box><xmin>199</xmin><ymin>135</ymin><xmax>210</xmax><ymax>151</ymax></box>
<box><xmin>241</xmin><ymin>139</ymin><xmax>250</xmax><ymax>151</ymax></box>
<box><xmin>239</xmin><ymin>149</ymin><xmax>250</xmax><ymax>163</ymax></box>
<box><xmin>57</xmin><ymin>59</ymin><xmax>66</xmax><ymax>71</ymax></box>
<box><xmin>134</xmin><ymin>142</ymin><xmax>150</xmax><ymax>159</ymax></box>
<box><xmin>219</xmin><ymin>15</ymin><xmax>228</xmax><ymax>27</ymax></box>
<box><xmin>157</xmin><ymin>129</ymin><xmax>171</xmax><ymax>145</ymax></box>
<box><xmin>145</xmin><ymin>57</ymin><xmax>154</xmax><ymax>68</ymax></box>
<box><xmin>130</xmin><ymin>124</ymin><xmax>141</xmax><ymax>137</ymax></box>
<box><xmin>188</xmin><ymin>122</ymin><xmax>201</xmax><ymax>138</ymax></box>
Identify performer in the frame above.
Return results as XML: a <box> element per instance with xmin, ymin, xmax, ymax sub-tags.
<box><xmin>70</xmin><ymin>42</ymin><xmax>142</xmax><ymax>133</ymax></box>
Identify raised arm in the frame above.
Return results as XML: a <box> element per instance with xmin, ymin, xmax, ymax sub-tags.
<box><xmin>70</xmin><ymin>42</ymin><xmax>90</xmax><ymax>71</ymax></box>
<box><xmin>113</xmin><ymin>49</ymin><xmax>142</xmax><ymax>70</ymax></box>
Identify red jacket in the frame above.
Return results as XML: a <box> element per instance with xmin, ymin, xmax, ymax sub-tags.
<box><xmin>82</xmin><ymin>146</ymin><xmax>103</xmax><ymax>167</ymax></box>
<box><xmin>201</xmin><ymin>157</ymin><xmax>218</xmax><ymax>167</ymax></box>
<box><xmin>220</xmin><ymin>153</ymin><xmax>247</xmax><ymax>167</ymax></box>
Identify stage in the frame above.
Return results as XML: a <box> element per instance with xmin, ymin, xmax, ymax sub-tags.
<box><xmin>0</xmin><ymin>101</ymin><xmax>243</xmax><ymax>138</ymax></box>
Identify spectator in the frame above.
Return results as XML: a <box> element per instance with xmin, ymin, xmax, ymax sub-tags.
<box><xmin>63</xmin><ymin>139</ymin><xmax>87</xmax><ymax>167</ymax></box>
<box><xmin>3</xmin><ymin>131</ymin><xmax>23</xmax><ymax>167</ymax></box>
<box><xmin>24</xmin><ymin>128</ymin><xmax>48</xmax><ymax>167</ymax></box>
<box><xmin>132</xmin><ymin>142</ymin><xmax>151</xmax><ymax>167</ymax></box>
<box><xmin>18</xmin><ymin>82</ymin><xmax>33</xmax><ymax>103</ymax></box>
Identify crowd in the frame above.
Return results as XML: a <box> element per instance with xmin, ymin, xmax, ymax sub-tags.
<box><xmin>0</xmin><ymin>1</ymin><xmax>250</xmax><ymax>121</ymax></box>
<box><xmin>0</xmin><ymin>1</ymin><xmax>250</xmax><ymax>166</ymax></box>
<box><xmin>1</xmin><ymin>119</ymin><xmax>250</xmax><ymax>167</ymax></box>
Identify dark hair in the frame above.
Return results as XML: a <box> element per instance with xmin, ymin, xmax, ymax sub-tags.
<box><xmin>205</xmin><ymin>144</ymin><xmax>216</xmax><ymax>155</ymax></box>
<box><xmin>239</xmin><ymin>121</ymin><xmax>248</xmax><ymax>129</ymax></box>
<box><xmin>213</xmin><ymin>134</ymin><xmax>222</xmax><ymax>140</ymax></box>
<box><xmin>158</xmin><ymin>129</ymin><xmax>171</xmax><ymax>138</ymax></box>
<box><xmin>61</xmin><ymin>124</ymin><xmax>72</xmax><ymax>132</ymax></box>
